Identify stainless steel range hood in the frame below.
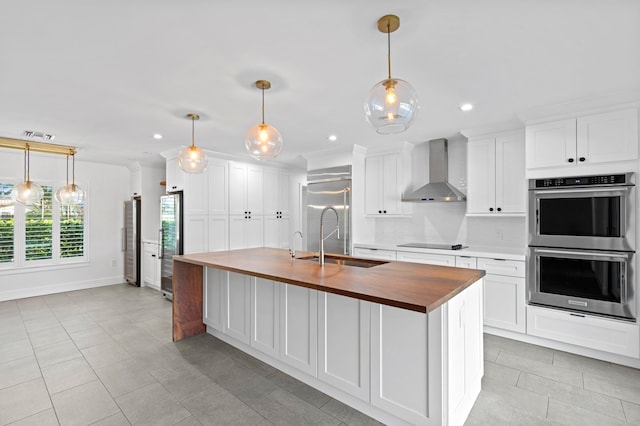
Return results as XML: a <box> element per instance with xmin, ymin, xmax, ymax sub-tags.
<box><xmin>402</xmin><ymin>138</ymin><xmax>466</xmax><ymax>202</ymax></box>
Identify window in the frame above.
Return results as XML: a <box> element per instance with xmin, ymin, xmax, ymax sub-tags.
<box><xmin>0</xmin><ymin>181</ymin><xmax>87</xmax><ymax>269</ymax></box>
<box><xmin>0</xmin><ymin>183</ymin><xmax>14</xmax><ymax>263</ymax></box>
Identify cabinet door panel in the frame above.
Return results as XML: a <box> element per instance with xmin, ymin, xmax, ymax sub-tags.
<box><xmin>208</xmin><ymin>160</ymin><xmax>229</xmax><ymax>215</ymax></box>
<box><xmin>577</xmin><ymin>108</ymin><xmax>638</xmax><ymax>164</ymax></box>
<box><xmin>246</xmin><ymin>216</ymin><xmax>264</xmax><ymax>248</ymax></box>
<box><xmin>397</xmin><ymin>251</ymin><xmax>456</xmax><ymax>267</ymax></box>
<box><xmin>278</xmin><ymin>172</ymin><xmax>291</xmax><ymax>216</ymax></box>
<box><xmin>318</xmin><ymin>292</ymin><xmax>370</xmax><ymax>402</ymax></box>
<box><xmin>246</xmin><ymin>165</ymin><xmax>264</xmax><ymax>215</ymax></box>
<box><xmin>251</xmin><ymin>278</ymin><xmax>280</xmax><ymax>358</ymax></box>
<box><xmin>208</xmin><ymin>215</ymin><xmax>228</xmax><ymax>252</ymax></box>
<box><xmin>483</xmin><ymin>274</ymin><xmax>525</xmax><ymax>333</ymax></box>
<box><xmin>184</xmin><ymin>215</ymin><xmax>207</xmax><ymax>254</ymax></box>
<box><xmin>383</xmin><ymin>154</ymin><xmax>401</xmax><ymax>214</ymax></box>
<box><xmin>525</xmin><ymin>119</ymin><xmax>576</xmax><ymax>169</ymax></box>
<box><xmin>224</xmin><ymin>273</ymin><xmax>251</xmax><ymax>344</ymax></box>
<box><xmin>229</xmin><ymin>163</ymin><xmax>247</xmax><ymax>215</ymax></box>
<box><xmin>229</xmin><ymin>216</ymin><xmax>247</xmax><ymax>250</ymax></box>
<box><xmin>365</xmin><ymin>156</ymin><xmax>383</xmax><ymax>215</ymax></box>
<box><xmin>280</xmin><ymin>284</ymin><xmax>317</xmax><ymax>376</ymax></box>
<box><xmin>467</xmin><ymin>138</ymin><xmax>496</xmax><ymax>214</ymax></box>
<box><xmin>495</xmin><ymin>133</ymin><xmax>525</xmax><ymax>213</ymax></box>
<box><xmin>455</xmin><ymin>256</ymin><xmax>477</xmax><ymax>269</ymax></box>
<box><xmin>204</xmin><ymin>268</ymin><xmax>226</xmax><ymax>332</ymax></box>
<box><xmin>184</xmin><ymin>171</ymin><xmax>208</xmax><ymax>215</ymax></box>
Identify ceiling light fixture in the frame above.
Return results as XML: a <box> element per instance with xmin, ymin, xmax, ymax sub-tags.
<box><xmin>245</xmin><ymin>80</ymin><xmax>283</xmax><ymax>161</ymax></box>
<box><xmin>328</xmin><ymin>134</ymin><xmax>337</xmax><ymax>142</ymax></box>
<box><xmin>364</xmin><ymin>14</ymin><xmax>419</xmax><ymax>134</ymax></box>
<box><xmin>153</xmin><ymin>133</ymin><xmax>163</xmax><ymax>140</ymax></box>
<box><xmin>11</xmin><ymin>146</ymin><xmax>44</xmax><ymax>206</ymax></box>
<box><xmin>178</xmin><ymin>113</ymin><xmax>208</xmax><ymax>173</ymax></box>
<box><xmin>55</xmin><ymin>152</ymin><xmax>85</xmax><ymax>205</ymax></box>
<box><xmin>459</xmin><ymin>103</ymin><xmax>474</xmax><ymax>112</ymax></box>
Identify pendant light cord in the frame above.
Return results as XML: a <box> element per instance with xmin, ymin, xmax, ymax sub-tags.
<box><xmin>65</xmin><ymin>154</ymin><xmax>70</xmax><ymax>186</ymax></box>
<box><xmin>72</xmin><ymin>153</ymin><xmax>76</xmax><ymax>186</ymax></box>
<box><xmin>261</xmin><ymin>87</ymin><xmax>265</xmax><ymax>125</ymax></box>
<box><xmin>191</xmin><ymin>116</ymin><xmax>195</xmax><ymax>148</ymax></box>
<box><xmin>26</xmin><ymin>147</ymin><xmax>30</xmax><ymax>182</ymax></box>
<box><xmin>387</xmin><ymin>21</ymin><xmax>392</xmax><ymax>79</ymax></box>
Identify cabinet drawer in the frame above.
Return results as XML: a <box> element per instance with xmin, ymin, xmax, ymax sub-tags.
<box><xmin>397</xmin><ymin>251</ymin><xmax>456</xmax><ymax>267</ymax></box>
<box><xmin>527</xmin><ymin>305</ymin><xmax>640</xmax><ymax>358</ymax></box>
<box><xmin>353</xmin><ymin>248</ymin><xmax>397</xmax><ymax>261</ymax></box>
<box><xmin>455</xmin><ymin>256</ymin><xmax>477</xmax><ymax>269</ymax></box>
<box><xmin>477</xmin><ymin>258</ymin><xmax>525</xmax><ymax>278</ymax></box>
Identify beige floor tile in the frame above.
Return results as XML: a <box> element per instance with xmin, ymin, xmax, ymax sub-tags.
<box><xmin>50</xmin><ymin>380</ymin><xmax>120</xmax><ymax>426</ymax></box>
<box><xmin>0</xmin><ymin>355</ymin><xmax>41</xmax><ymax>390</ymax></box>
<box><xmin>42</xmin><ymin>357</ymin><xmax>97</xmax><ymax>395</ymax></box>
<box><xmin>0</xmin><ymin>378</ymin><xmax>52</xmax><ymax>425</ymax></box>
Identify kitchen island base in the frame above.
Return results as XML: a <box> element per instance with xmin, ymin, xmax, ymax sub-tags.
<box><xmin>202</xmin><ymin>268</ymin><xmax>483</xmax><ymax>426</ymax></box>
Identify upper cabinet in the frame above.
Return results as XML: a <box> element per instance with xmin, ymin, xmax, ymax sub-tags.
<box><xmin>467</xmin><ymin>130</ymin><xmax>526</xmax><ymax>216</ymax></box>
<box><xmin>229</xmin><ymin>162</ymin><xmax>264</xmax><ymax>216</ymax></box>
<box><xmin>365</xmin><ymin>152</ymin><xmax>411</xmax><ymax>216</ymax></box>
<box><xmin>526</xmin><ymin>108</ymin><xmax>638</xmax><ymax>173</ymax></box>
<box><xmin>263</xmin><ymin>168</ymin><xmax>291</xmax><ymax>217</ymax></box>
<box><xmin>166</xmin><ymin>157</ymin><xmax>185</xmax><ymax>192</ymax></box>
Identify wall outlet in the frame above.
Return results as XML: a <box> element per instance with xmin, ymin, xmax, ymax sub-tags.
<box><xmin>111</xmin><ymin>260</ymin><xmax>117</xmax><ymax>267</ymax></box>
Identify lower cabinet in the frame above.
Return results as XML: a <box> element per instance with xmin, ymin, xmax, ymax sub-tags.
<box><xmin>224</xmin><ymin>272</ymin><xmax>251</xmax><ymax>344</ymax></box>
<box><xmin>203</xmin><ymin>270</ymin><xmax>483</xmax><ymax>426</ymax></box>
<box><xmin>142</xmin><ymin>241</ymin><xmax>160</xmax><ymax>288</ymax></box>
<box><xmin>397</xmin><ymin>251</ymin><xmax>456</xmax><ymax>266</ymax></box>
<box><xmin>251</xmin><ymin>278</ymin><xmax>280</xmax><ymax>358</ymax></box>
<box><xmin>477</xmin><ymin>258</ymin><xmax>526</xmax><ymax>333</ymax></box>
<box><xmin>280</xmin><ymin>283</ymin><xmax>318</xmax><ymax>376</ymax></box>
<box><xmin>318</xmin><ymin>292</ymin><xmax>370</xmax><ymax>402</ymax></box>
<box><xmin>353</xmin><ymin>247</ymin><xmax>397</xmax><ymax>261</ymax></box>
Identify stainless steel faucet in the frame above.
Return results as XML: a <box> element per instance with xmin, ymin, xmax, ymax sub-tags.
<box><xmin>290</xmin><ymin>230</ymin><xmax>303</xmax><ymax>259</ymax></box>
<box><xmin>319</xmin><ymin>207</ymin><xmax>340</xmax><ymax>266</ymax></box>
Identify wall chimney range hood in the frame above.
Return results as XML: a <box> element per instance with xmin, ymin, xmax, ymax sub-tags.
<box><xmin>402</xmin><ymin>138</ymin><xmax>466</xmax><ymax>202</ymax></box>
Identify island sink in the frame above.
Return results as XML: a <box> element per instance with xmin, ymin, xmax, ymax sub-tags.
<box><xmin>297</xmin><ymin>254</ymin><xmax>388</xmax><ymax>268</ymax></box>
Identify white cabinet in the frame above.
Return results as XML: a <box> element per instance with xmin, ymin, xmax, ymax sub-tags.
<box><xmin>526</xmin><ymin>108</ymin><xmax>638</xmax><ymax>170</ymax></box>
<box><xmin>397</xmin><ymin>251</ymin><xmax>456</xmax><ymax>267</ymax></box>
<box><xmin>208</xmin><ymin>215</ymin><xmax>229</xmax><ymax>252</ymax></box>
<box><xmin>477</xmin><ymin>257</ymin><xmax>526</xmax><ymax>333</ymax></box>
<box><xmin>229</xmin><ymin>161</ymin><xmax>263</xmax><ymax>216</ymax></box>
<box><xmin>264</xmin><ymin>168</ymin><xmax>291</xmax><ymax>217</ymax></box>
<box><xmin>365</xmin><ymin>153</ymin><xmax>410</xmax><ymax>216</ymax></box>
<box><xmin>318</xmin><ymin>292</ymin><xmax>370</xmax><ymax>402</ymax></box>
<box><xmin>224</xmin><ymin>272</ymin><xmax>251</xmax><ymax>345</ymax></box>
<box><xmin>251</xmin><ymin>278</ymin><xmax>280</xmax><ymax>358</ymax></box>
<box><xmin>353</xmin><ymin>247</ymin><xmax>397</xmax><ymax>261</ymax></box>
<box><xmin>184</xmin><ymin>170</ymin><xmax>208</xmax><ymax>215</ymax></box>
<box><xmin>280</xmin><ymin>283</ymin><xmax>317</xmax><ymax>376</ymax></box>
<box><xmin>229</xmin><ymin>215</ymin><xmax>264</xmax><ymax>249</ymax></box>
<box><xmin>467</xmin><ymin>130</ymin><xmax>525</xmax><ymax>216</ymax></box>
<box><xmin>527</xmin><ymin>305</ymin><xmax>640</xmax><ymax>358</ymax></box>
<box><xmin>455</xmin><ymin>256</ymin><xmax>477</xmax><ymax>269</ymax></box>
<box><xmin>264</xmin><ymin>215</ymin><xmax>291</xmax><ymax>249</ymax></box>
<box><xmin>130</xmin><ymin>169</ymin><xmax>142</xmax><ymax>197</ymax></box>
<box><xmin>204</xmin><ymin>268</ymin><xmax>225</xmax><ymax>332</ymax></box>
<box><xmin>142</xmin><ymin>241</ymin><xmax>160</xmax><ymax>288</ymax></box>
<box><xmin>165</xmin><ymin>157</ymin><xmax>185</xmax><ymax>192</ymax></box>
<box><xmin>184</xmin><ymin>214</ymin><xmax>208</xmax><ymax>254</ymax></box>
<box><xmin>208</xmin><ymin>159</ymin><xmax>229</xmax><ymax>215</ymax></box>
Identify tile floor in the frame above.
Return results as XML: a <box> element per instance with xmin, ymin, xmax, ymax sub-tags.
<box><xmin>0</xmin><ymin>283</ymin><xmax>638</xmax><ymax>425</ymax></box>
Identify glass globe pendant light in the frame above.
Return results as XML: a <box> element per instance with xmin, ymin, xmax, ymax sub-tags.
<box><xmin>245</xmin><ymin>80</ymin><xmax>283</xmax><ymax>161</ymax></box>
<box><xmin>11</xmin><ymin>146</ymin><xmax>44</xmax><ymax>206</ymax></box>
<box><xmin>178</xmin><ymin>113</ymin><xmax>208</xmax><ymax>173</ymax></box>
<box><xmin>55</xmin><ymin>152</ymin><xmax>85</xmax><ymax>205</ymax></box>
<box><xmin>364</xmin><ymin>14</ymin><xmax>419</xmax><ymax>134</ymax></box>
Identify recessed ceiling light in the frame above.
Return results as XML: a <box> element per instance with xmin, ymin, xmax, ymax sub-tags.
<box><xmin>459</xmin><ymin>103</ymin><xmax>474</xmax><ymax>112</ymax></box>
<box><xmin>328</xmin><ymin>134</ymin><xmax>337</xmax><ymax>142</ymax></box>
<box><xmin>153</xmin><ymin>133</ymin><xmax>163</xmax><ymax>140</ymax></box>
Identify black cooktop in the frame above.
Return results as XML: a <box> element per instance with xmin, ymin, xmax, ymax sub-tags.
<box><xmin>397</xmin><ymin>243</ymin><xmax>468</xmax><ymax>250</ymax></box>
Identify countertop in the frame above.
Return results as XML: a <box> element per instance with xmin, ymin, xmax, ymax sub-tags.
<box><xmin>174</xmin><ymin>247</ymin><xmax>485</xmax><ymax>314</ymax></box>
<box><xmin>354</xmin><ymin>242</ymin><xmax>526</xmax><ymax>261</ymax></box>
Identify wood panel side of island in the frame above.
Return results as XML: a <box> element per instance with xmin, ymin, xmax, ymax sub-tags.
<box><xmin>172</xmin><ymin>259</ymin><xmax>206</xmax><ymax>341</ymax></box>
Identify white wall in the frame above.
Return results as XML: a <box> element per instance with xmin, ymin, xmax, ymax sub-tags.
<box><xmin>140</xmin><ymin>165</ymin><xmax>165</xmax><ymax>241</ymax></box>
<box><xmin>0</xmin><ymin>150</ymin><xmax>130</xmax><ymax>301</ymax></box>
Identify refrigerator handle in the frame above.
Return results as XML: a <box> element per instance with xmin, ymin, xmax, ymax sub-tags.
<box><xmin>121</xmin><ymin>228</ymin><xmax>126</xmax><ymax>252</ymax></box>
<box><xmin>158</xmin><ymin>228</ymin><xmax>164</xmax><ymax>259</ymax></box>
<box><xmin>343</xmin><ymin>188</ymin><xmax>348</xmax><ymax>255</ymax></box>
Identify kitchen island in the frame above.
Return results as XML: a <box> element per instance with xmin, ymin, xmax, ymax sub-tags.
<box><xmin>172</xmin><ymin>248</ymin><xmax>485</xmax><ymax>426</ymax></box>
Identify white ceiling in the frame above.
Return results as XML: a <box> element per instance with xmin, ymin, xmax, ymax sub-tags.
<box><xmin>1</xmin><ymin>0</ymin><xmax>639</xmax><ymax>168</ymax></box>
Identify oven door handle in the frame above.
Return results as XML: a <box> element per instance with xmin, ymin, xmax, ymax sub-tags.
<box><xmin>534</xmin><ymin>248</ymin><xmax>631</xmax><ymax>260</ymax></box>
<box><xmin>535</xmin><ymin>187</ymin><xmax>631</xmax><ymax>195</ymax></box>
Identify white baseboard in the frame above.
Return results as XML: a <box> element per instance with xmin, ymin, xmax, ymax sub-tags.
<box><xmin>0</xmin><ymin>276</ymin><xmax>125</xmax><ymax>302</ymax></box>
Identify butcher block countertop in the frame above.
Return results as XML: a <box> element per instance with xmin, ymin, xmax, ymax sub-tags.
<box><xmin>174</xmin><ymin>247</ymin><xmax>485</xmax><ymax>313</ymax></box>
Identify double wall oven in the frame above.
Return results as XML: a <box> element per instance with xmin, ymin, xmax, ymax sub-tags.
<box><xmin>528</xmin><ymin>173</ymin><xmax>636</xmax><ymax>320</ymax></box>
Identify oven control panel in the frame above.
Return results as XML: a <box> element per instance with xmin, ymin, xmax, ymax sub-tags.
<box><xmin>532</xmin><ymin>173</ymin><xmax>631</xmax><ymax>189</ymax></box>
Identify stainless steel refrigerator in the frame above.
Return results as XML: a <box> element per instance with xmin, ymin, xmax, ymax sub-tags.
<box><xmin>123</xmin><ymin>198</ymin><xmax>141</xmax><ymax>286</ymax></box>
<box><xmin>159</xmin><ymin>192</ymin><xmax>183</xmax><ymax>299</ymax></box>
<box><xmin>304</xmin><ymin>166</ymin><xmax>351</xmax><ymax>255</ymax></box>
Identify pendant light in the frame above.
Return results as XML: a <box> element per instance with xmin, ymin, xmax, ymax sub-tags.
<box><xmin>55</xmin><ymin>152</ymin><xmax>85</xmax><ymax>205</ymax></box>
<box><xmin>11</xmin><ymin>146</ymin><xmax>44</xmax><ymax>206</ymax></box>
<box><xmin>245</xmin><ymin>80</ymin><xmax>283</xmax><ymax>161</ymax></box>
<box><xmin>364</xmin><ymin>14</ymin><xmax>419</xmax><ymax>134</ymax></box>
<box><xmin>178</xmin><ymin>113</ymin><xmax>208</xmax><ymax>173</ymax></box>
